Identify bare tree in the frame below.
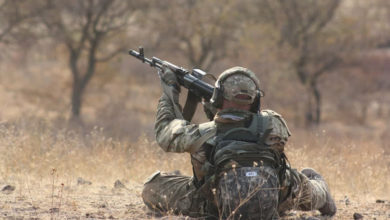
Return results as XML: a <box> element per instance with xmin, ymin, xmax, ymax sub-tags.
<box><xmin>0</xmin><ymin>0</ymin><xmax>25</xmax><ymax>42</ymax></box>
<box><xmin>40</xmin><ymin>0</ymin><xmax>144</xmax><ymax>121</ymax></box>
<box><xmin>0</xmin><ymin>0</ymin><xmax>42</xmax><ymax>45</ymax></box>
<box><xmin>149</xmin><ymin>0</ymin><xmax>244</xmax><ymax>71</ymax></box>
<box><xmin>282</xmin><ymin>0</ymin><xmax>341</xmax><ymax>125</ymax></box>
<box><xmin>375</xmin><ymin>0</ymin><xmax>390</xmax><ymax>48</ymax></box>
<box><xmin>254</xmin><ymin>0</ymin><xmax>346</xmax><ymax>125</ymax></box>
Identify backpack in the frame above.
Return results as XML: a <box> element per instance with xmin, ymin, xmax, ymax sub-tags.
<box><xmin>199</xmin><ymin>112</ymin><xmax>289</xmax><ymax>219</ymax></box>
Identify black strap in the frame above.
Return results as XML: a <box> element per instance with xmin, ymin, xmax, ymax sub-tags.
<box><xmin>183</xmin><ymin>91</ymin><xmax>201</xmax><ymax>122</ymax></box>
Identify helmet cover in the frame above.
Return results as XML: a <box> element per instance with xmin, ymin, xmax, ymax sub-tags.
<box><xmin>216</xmin><ymin>67</ymin><xmax>260</xmax><ymax>105</ymax></box>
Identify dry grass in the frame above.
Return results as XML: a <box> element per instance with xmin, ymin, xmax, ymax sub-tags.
<box><xmin>0</xmin><ymin>123</ymin><xmax>191</xmax><ymax>186</ymax></box>
<box><xmin>0</xmin><ymin>62</ymin><xmax>389</xmax><ymax>219</ymax></box>
<box><xmin>0</xmin><ymin>121</ymin><xmax>190</xmax><ymax>219</ymax></box>
<box><xmin>0</xmin><ymin>119</ymin><xmax>389</xmax><ymax>219</ymax></box>
<box><xmin>287</xmin><ymin>129</ymin><xmax>389</xmax><ymax>201</ymax></box>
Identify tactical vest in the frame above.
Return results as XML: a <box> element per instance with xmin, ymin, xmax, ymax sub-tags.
<box><xmin>195</xmin><ymin>110</ymin><xmax>290</xmax><ymax>200</ymax></box>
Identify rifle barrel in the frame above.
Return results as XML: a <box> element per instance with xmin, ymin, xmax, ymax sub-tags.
<box><xmin>129</xmin><ymin>50</ymin><xmax>163</xmax><ymax>70</ymax></box>
<box><xmin>128</xmin><ymin>48</ymin><xmax>214</xmax><ymax>101</ymax></box>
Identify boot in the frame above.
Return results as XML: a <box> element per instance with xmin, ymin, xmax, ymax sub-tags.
<box><xmin>301</xmin><ymin>168</ymin><xmax>337</xmax><ymax>217</ymax></box>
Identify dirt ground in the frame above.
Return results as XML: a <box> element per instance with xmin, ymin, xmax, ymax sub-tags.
<box><xmin>0</xmin><ymin>178</ymin><xmax>389</xmax><ymax>220</ymax></box>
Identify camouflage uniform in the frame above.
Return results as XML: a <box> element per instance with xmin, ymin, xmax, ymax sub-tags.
<box><xmin>142</xmin><ymin>68</ymin><xmax>334</xmax><ymax>219</ymax></box>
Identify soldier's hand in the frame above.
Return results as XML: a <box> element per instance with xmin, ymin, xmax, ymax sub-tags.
<box><xmin>159</xmin><ymin>62</ymin><xmax>180</xmax><ymax>91</ymax></box>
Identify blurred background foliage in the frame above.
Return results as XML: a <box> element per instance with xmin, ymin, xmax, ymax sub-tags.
<box><xmin>0</xmin><ymin>0</ymin><xmax>389</xmax><ymax>147</ymax></box>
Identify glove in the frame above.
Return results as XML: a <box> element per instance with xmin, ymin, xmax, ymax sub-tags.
<box><xmin>159</xmin><ymin>63</ymin><xmax>184</xmax><ymax>119</ymax></box>
<box><xmin>159</xmin><ymin>62</ymin><xmax>180</xmax><ymax>91</ymax></box>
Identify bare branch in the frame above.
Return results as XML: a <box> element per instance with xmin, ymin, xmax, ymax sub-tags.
<box><xmin>74</xmin><ymin>0</ymin><xmax>93</xmax><ymax>58</ymax></box>
<box><xmin>36</xmin><ymin>0</ymin><xmax>141</xmax><ymax>118</ymax></box>
<box><xmin>313</xmin><ymin>57</ymin><xmax>341</xmax><ymax>80</ymax></box>
<box><xmin>148</xmin><ymin>0</ymin><xmax>242</xmax><ymax>70</ymax></box>
<box><xmin>314</xmin><ymin>0</ymin><xmax>340</xmax><ymax>33</ymax></box>
<box><xmin>96</xmin><ymin>48</ymin><xmax>125</xmax><ymax>63</ymax></box>
<box><xmin>91</xmin><ymin>0</ymin><xmax>113</xmax><ymax>35</ymax></box>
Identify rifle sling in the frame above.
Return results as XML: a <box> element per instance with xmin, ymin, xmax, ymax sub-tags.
<box><xmin>183</xmin><ymin>91</ymin><xmax>200</xmax><ymax>122</ymax></box>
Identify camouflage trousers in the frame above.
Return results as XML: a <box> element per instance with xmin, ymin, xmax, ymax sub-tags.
<box><xmin>141</xmin><ymin>172</ymin><xmax>215</xmax><ymax>218</ymax></box>
<box><xmin>278</xmin><ymin>169</ymin><xmax>328</xmax><ymax>214</ymax></box>
<box><xmin>142</xmin><ymin>168</ymin><xmax>328</xmax><ymax>219</ymax></box>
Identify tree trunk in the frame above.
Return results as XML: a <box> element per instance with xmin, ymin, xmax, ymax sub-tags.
<box><xmin>68</xmin><ymin>39</ymin><xmax>97</xmax><ymax>122</ymax></box>
<box><xmin>312</xmin><ymin>82</ymin><xmax>321</xmax><ymax>125</ymax></box>
<box><xmin>305</xmin><ymin>83</ymin><xmax>322</xmax><ymax>126</ymax></box>
<box><xmin>305</xmin><ymin>94</ymin><xmax>314</xmax><ymax>127</ymax></box>
<box><xmin>71</xmin><ymin>82</ymin><xmax>83</xmax><ymax>120</ymax></box>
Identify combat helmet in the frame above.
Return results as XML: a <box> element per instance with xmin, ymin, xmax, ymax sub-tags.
<box><xmin>210</xmin><ymin>66</ymin><xmax>263</xmax><ymax>113</ymax></box>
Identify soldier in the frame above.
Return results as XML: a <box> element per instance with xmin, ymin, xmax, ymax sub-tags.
<box><xmin>142</xmin><ymin>66</ymin><xmax>336</xmax><ymax>219</ymax></box>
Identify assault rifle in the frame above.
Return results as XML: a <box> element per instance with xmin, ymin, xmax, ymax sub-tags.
<box><xmin>129</xmin><ymin>47</ymin><xmax>215</xmax><ymax>121</ymax></box>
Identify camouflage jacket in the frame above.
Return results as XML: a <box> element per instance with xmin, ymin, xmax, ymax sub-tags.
<box><xmin>155</xmin><ymin>92</ymin><xmax>291</xmax><ymax>183</ymax></box>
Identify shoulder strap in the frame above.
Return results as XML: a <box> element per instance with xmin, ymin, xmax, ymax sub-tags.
<box><xmin>191</xmin><ymin>130</ymin><xmax>216</xmax><ymax>153</ymax></box>
<box><xmin>216</xmin><ymin>114</ymin><xmax>270</xmax><ymax>143</ymax></box>
<box><xmin>183</xmin><ymin>91</ymin><xmax>201</xmax><ymax>122</ymax></box>
<box><xmin>190</xmin><ymin>122</ymin><xmax>216</xmax><ymax>152</ymax></box>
